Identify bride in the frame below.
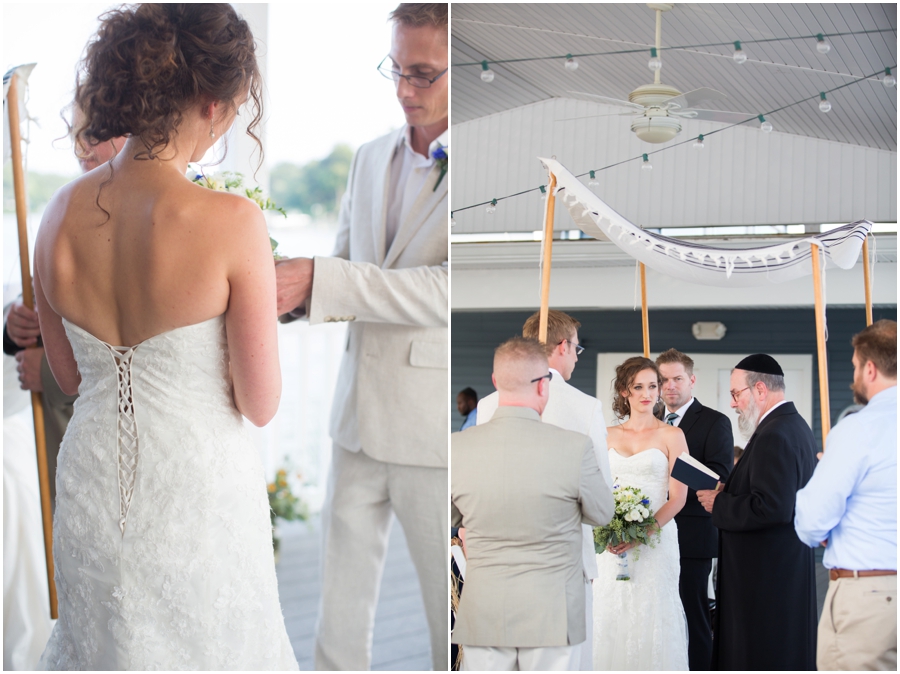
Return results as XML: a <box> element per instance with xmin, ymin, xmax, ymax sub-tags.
<box><xmin>33</xmin><ymin>5</ymin><xmax>297</xmax><ymax>670</ymax></box>
<box><xmin>593</xmin><ymin>357</ymin><xmax>689</xmax><ymax>670</ymax></box>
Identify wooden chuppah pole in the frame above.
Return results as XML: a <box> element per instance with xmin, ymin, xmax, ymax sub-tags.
<box><xmin>810</xmin><ymin>243</ymin><xmax>831</xmax><ymax>453</ymax></box>
<box><xmin>7</xmin><ymin>74</ymin><xmax>58</xmax><ymax>619</ymax></box>
<box><xmin>862</xmin><ymin>237</ymin><xmax>873</xmax><ymax>326</ymax></box>
<box><xmin>640</xmin><ymin>263</ymin><xmax>650</xmax><ymax>358</ymax></box>
<box><xmin>538</xmin><ymin>173</ymin><xmax>558</xmax><ymax>344</ymax></box>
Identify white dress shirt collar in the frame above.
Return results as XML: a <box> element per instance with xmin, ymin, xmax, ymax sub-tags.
<box><xmin>665</xmin><ymin>397</ymin><xmax>694</xmax><ymax>427</ymax></box>
<box><xmin>758</xmin><ymin>399</ymin><xmax>789</xmax><ymax>426</ymax></box>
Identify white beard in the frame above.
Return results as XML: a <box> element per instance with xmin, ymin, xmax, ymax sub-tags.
<box><xmin>737</xmin><ymin>396</ymin><xmax>761</xmax><ymax>439</ymax></box>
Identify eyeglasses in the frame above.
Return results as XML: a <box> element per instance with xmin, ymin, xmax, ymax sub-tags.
<box><xmin>730</xmin><ymin>386</ymin><xmax>751</xmax><ymax>402</ymax></box>
<box><xmin>530</xmin><ymin>372</ymin><xmax>553</xmax><ymax>384</ymax></box>
<box><xmin>560</xmin><ymin>339</ymin><xmax>585</xmax><ymax>356</ymax></box>
<box><xmin>377</xmin><ymin>56</ymin><xmax>448</xmax><ymax>89</ymax></box>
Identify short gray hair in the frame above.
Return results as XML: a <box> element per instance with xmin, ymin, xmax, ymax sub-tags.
<box><xmin>745</xmin><ymin>370</ymin><xmax>785</xmax><ymax>393</ymax></box>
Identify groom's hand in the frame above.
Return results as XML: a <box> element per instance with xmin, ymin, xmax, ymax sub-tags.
<box><xmin>275</xmin><ymin>257</ymin><xmax>315</xmax><ymax>317</ymax></box>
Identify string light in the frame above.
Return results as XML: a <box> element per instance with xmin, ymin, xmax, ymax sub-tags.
<box><xmin>818</xmin><ymin>92</ymin><xmax>831</xmax><ymax>113</ymax></box>
<box><xmin>588</xmin><ymin>170</ymin><xmax>599</xmax><ymax>188</ymax></box>
<box><xmin>693</xmin><ymin>134</ymin><xmax>705</xmax><ymax>149</ymax></box>
<box><xmin>480</xmin><ymin>60</ymin><xmax>494</xmax><ymax>83</ymax></box>
<box><xmin>733</xmin><ymin>41</ymin><xmax>747</xmax><ymax>64</ymax></box>
<box><xmin>565</xmin><ymin>54</ymin><xmax>579</xmax><ymax>71</ymax></box>
<box><xmin>539</xmin><ymin>184</ymin><xmax>547</xmax><ymax>203</ymax></box>
<box><xmin>758</xmin><ymin>114</ymin><xmax>773</xmax><ymax>133</ymax></box>
<box><xmin>816</xmin><ymin>34</ymin><xmax>831</xmax><ymax>55</ymax></box>
<box><xmin>450</xmin><ymin>215</ymin><xmax>456</xmax><ymax>227</ymax></box>
<box><xmin>641</xmin><ymin>153</ymin><xmax>653</xmax><ymax>170</ymax></box>
<box><xmin>648</xmin><ymin>47</ymin><xmax>662</xmax><ymax>72</ymax></box>
<box><xmin>884</xmin><ymin>67</ymin><xmax>896</xmax><ymax>88</ymax></box>
<box><xmin>486</xmin><ymin>198</ymin><xmax>497</xmax><ymax>214</ymax></box>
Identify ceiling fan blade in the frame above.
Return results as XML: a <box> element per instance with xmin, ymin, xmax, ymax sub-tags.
<box><xmin>556</xmin><ymin>112</ymin><xmax>641</xmax><ymax>122</ymax></box>
<box><xmin>672</xmin><ymin>108</ymin><xmax>758</xmax><ymax>125</ymax></box>
<box><xmin>662</xmin><ymin>87</ymin><xmax>728</xmax><ymax>111</ymax></box>
<box><xmin>566</xmin><ymin>91</ymin><xmax>644</xmax><ymax>110</ymax></box>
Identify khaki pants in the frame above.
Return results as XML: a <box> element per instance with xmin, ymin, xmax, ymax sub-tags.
<box><xmin>818</xmin><ymin>575</ymin><xmax>897</xmax><ymax>671</ymax></box>
<box><xmin>462</xmin><ymin>644</ymin><xmax>581</xmax><ymax>671</ymax></box>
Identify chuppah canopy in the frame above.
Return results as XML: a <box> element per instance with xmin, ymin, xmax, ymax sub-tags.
<box><xmin>539</xmin><ymin>157</ymin><xmax>873</xmax><ymax>288</ymax></box>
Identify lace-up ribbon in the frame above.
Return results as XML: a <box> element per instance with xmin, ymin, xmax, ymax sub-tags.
<box><xmin>108</xmin><ymin>345</ymin><xmax>139</xmax><ymax>534</ymax></box>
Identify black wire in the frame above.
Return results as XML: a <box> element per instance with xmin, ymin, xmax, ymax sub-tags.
<box><xmin>451</xmin><ymin>65</ymin><xmax>897</xmax><ymax>215</ymax></box>
<box><xmin>453</xmin><ymin>29</ymin><xmax>896</xmax><ymax>67</ymax></box>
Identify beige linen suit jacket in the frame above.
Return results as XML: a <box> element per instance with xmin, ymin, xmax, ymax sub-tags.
<box><xmin>477</xmin><ymin>371</ymin><xmax>613</xmax><ymax>580</ymax></box>
<box><xmin>308</xmin><ymin>128</ymin><xmax>448</xmax><ymax>467</ymax></box>
<box><xmin>451</xmin><ymin>406</ymin><xmax>614</xmax><ymax>648</ymax></box>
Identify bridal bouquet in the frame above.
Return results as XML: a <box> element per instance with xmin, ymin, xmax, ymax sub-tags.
<box><xmin>267</xmin><ymin>467</ymin><xmax>309</xmax><ymax>559</ymax></box>
<box><xmin>594</xmin><ymin>482</ymin><xmax>661</xmax><ymax>580</ymax></box>
<box><xmin>189</xmin><ymin>168</ymin><xmax>287</xmax><ymax>258</ymax></box>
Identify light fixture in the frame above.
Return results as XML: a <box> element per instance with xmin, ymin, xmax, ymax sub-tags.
<box><xmin>693</xmin><ymin>133</ymin><xmax>705</xmax><ymax>149</ymax></box>
<box><xmin>884</xmin><ymin>67</ymin><xmax>896</xmax><ymax>88</ymax></box>
<box><xmin>539</xmin><ymin>185</ymin><xmax>547</xmax><ymax>203</ymax></box>
<box><xmin>565</xmin><ymin>54</ymin><xmax>578</xmax><ymax>71</ymax></box>
<box><xmin>758</xmin><ymin>114</ymin><xmax>773</xmax><ymax>133</ymax></box>
<box><xmin>733</xmin><ymin>41</ymin><xmax>747</xmax><ymax>64</ymax></box>
<box><xmin>648</xmin><ymin>47</ymin><xmax>662</xmax><ymax>72</ymax></box>
<box><xmin>450</xmin><ymin>215</ymin><xmax>456</xmax><ymax>227</ymax></box>
<box><xmin>692</xmin><ymin>321</ymin><xmax>727</xmax><ymax>341</ymax></box>
<box><xmin>630</xmin><ymin>114</ymin><xmax>681</xmax><ymax>143</ymax></box>
<box><xmin>818</xmin><ymin>92</ymin><xmax>831</xmax><ymax>113</ymax></box>
<box><xmin>641</xmin><ymin>153</ymin><xmax>652</xmax><ymax>170</ymax></box>
<box><xmin>486</xmin><ymin>198</ymin><xmax>497</xmax><ymax>214</ymax></box>
<box><xmin>480</xmin><ymin>60</ymin><xmax>494</xmax><ymax>83</ymax></box>
<box><xmin>815</xmin><ymin>34</ymin><xmax>831</xmax><ymax>55</ymax></box>
<box><xmin>588</xmin><ymin>170</ymin><xmax>599</xmax><ymax>188</ymax></box>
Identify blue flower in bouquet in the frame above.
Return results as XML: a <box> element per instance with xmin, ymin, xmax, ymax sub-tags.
<box><xmin>431</xmin><ymin>145</ymin><xmax>448</xmax><ymax>192</ymax></box>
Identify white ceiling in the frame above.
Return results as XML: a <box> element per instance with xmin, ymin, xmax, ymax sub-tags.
<box><xmin>452</xmin><ymin>3</ymin><xmax>897</xmax><ymax>151</ymax></box>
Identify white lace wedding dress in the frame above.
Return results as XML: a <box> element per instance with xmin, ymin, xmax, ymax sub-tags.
<box><xmin>592</xmin><ymin>448</ymin><xmax>688</xmax><ymax>671</ymax></box>
<box><xmin>38</xmin><ymin>316</ymin><xmax>298</xmax><ymax>670</ymax></box>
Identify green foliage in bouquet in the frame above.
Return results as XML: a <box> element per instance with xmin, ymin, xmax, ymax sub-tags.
<box><xmin>267</xmin><ymin>468</ymin><xmax>309</xmax><ymax>527</ymax></box>
<box><xmin>593</xmin><ymin>483</ymin><xmax>661</xmax><ymax>560</ymax></box>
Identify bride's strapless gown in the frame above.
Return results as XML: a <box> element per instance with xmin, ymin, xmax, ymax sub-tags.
<box><xmin>39</xmin><ymin>316</ymin><xmax>298</xmax><ymax>670</ymax></box>
<box><xmin>592</xmin><ymin>448</ymin><xmax>688</xmax><ymax>671</ymax></box>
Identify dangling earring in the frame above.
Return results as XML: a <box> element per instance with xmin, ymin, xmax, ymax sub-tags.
<box><xmin>209</xmin><ymin>116</ymin><xmax>215</xmax><ymax>139</ymax></box>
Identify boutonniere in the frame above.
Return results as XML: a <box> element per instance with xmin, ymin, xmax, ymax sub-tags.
<box><xmin>431</xmin><ymin>145</ymin><xmax>448</xmax><ymax>192</ymax></box>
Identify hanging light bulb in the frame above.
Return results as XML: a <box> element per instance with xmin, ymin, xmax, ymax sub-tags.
<box><xmin>758</xmin><ymin>114</ymin><xmax>773</xmax><ymax>133</ymax></box>
<box><xmin>818</xmin><ymin>92</ymin><xmax>832</xmax><ymax>113</ymax></box>
<box><xmin>816</xmin><ymin>34</ymin><xmax>831</xmax><ymax>55</ymax></box>
<box><xmin>565</xmin><ymin>54</ymin><xmax>579</xmax><ymax>71</ymax></box>
<box><xmin>884</xmin><ymin>67</ymin><xmax>896</xmax><ymax>88</ymax></box>
<box><xmin>450</xmin><ymin>215</ymin><xmax>456</xmax><ymax>227</ymax></box>
<box><xmin>588</xmin><ymin>170</ymin><xmax>599</xmax><ymax>188</ymax></box>
<box><xmin>733</xmin><ymin>41</ymin><xmax>747</xmax><ymax>64</ymax></box>
<box><xmin>648</xmin><ymin>47</ymin><xmax>662</xmax><ymax>72</ymax></box>
<box><xmin>486</xmin><ymin>198</ymin><xmax>497</xmax><ymax>214</ymax></box>
<box><xmin>693</xmin><ymin>134</ymin><xmax>705</xmax><ymax>149</ymax></box>
<box><xmin>539</xmin><ymin>185</ymin><xmax>547</xmax><ymax>204</ymax></box>
<box><xmin>641</xmin><ymin>153</ymin><xmax>652</xmax><ymax>170</ymax></box>
<box><xmin>480</xmin><ymin>60</ymin><xmax>494</xmax><ymax>83</ymax></box>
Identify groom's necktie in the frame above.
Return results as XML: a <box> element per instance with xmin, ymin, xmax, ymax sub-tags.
<box><xmin>665</xmin><ymin>412</ymin><xmax>679</xmax><ymax>426</ymax></box>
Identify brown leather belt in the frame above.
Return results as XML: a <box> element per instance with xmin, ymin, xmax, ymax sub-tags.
<box><xmin>829</xmin><ymin>568</ymin><xmax>897</xmax><ymax>581</ymax></box>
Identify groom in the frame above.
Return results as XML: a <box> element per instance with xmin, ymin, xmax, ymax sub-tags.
<box><xmin>275</xmin><ymin>4</ymin><xmax>448</xmax><ymax>670</ymax></box>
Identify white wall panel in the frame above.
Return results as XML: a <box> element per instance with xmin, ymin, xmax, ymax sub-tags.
<box><xmin>451</xmin><ymin>98</ymin><xmax>898</xmax><ymax>232</ymax></box>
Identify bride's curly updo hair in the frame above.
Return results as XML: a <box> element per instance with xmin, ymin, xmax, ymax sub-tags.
<box><xmin>74</xmin><ymin>3</ymin><xmax>262</xmax><ymax>162</ymax></box>
<box><xmin>611</xmin><ymin>357</ymin><xmax>661</xmax><ymax>420</ymax></box>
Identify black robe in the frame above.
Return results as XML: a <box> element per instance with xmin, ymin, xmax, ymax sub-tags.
<box><xmin>711</xmin><ymin>402</ymin><xmax>817</xmax><ymax>671</ymax></box>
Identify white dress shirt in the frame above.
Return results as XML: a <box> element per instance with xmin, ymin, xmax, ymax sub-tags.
<box><xmin>385</xmin><ymin>127</ymin><xmax>448</xmax><ymax>249</ymax></box>
<box><xmin>665</xmin><ymin>397</ymin><xmax>694</xmax><ymax>427</ymax></box>
<box><xmin>794</xmin><ymin>386</ymin><xmax>897</xmax><ymax>570</ymax></box>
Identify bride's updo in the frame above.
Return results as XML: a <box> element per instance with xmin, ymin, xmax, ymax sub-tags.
<box><xmin>611</xmin><ymin>357</ymin><xmax>661</xmax><ymax>420</ymax></box>
<box><xmin>74</xmin><ymin>3</ymin><xmax>262</xmax><ymax>160</ymax></box>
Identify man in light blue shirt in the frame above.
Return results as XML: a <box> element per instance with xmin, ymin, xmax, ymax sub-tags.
<box><xmin>457</xmin><ymin>387</ymin><xmax>478</xmax><ymax>431</ymax></box>
<box><xmin>795</xmin><ymin>319</ymin><xmax>897</xmax><ymax>671</ymax></box>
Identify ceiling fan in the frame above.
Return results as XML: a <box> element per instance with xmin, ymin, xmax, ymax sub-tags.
<box><xmin>561</xmin><ymin>3</ymin><xmax>756</xmax><ymax>143</ymax></box>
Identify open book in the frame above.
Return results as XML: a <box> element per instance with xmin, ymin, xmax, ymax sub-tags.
<box><xmin>671</xmin><ymin>453</ymin><xmax>720</xmax><ymax>491</ymax></box>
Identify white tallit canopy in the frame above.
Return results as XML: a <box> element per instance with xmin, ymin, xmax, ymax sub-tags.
<box><xmin>540</xmin><ymin>157</ymin><xmax>872</xmax><ymax>288</ymax></box>
<box><xmin>3</xmin><ymin>64</ymin><xmax>36</xmax><ymax>166</ymax></box>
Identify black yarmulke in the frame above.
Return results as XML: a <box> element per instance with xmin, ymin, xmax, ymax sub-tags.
<box><xmin>735</xmin><ymin>354</ymin><xmax>784</xmax><ymax>376</ymax></box>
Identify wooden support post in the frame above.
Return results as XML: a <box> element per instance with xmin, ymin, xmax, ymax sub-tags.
<box><xmin>862</xmin><ymin>237</ymin><xmax>873</xmax><ymax>326</ymax></box>
<box><xmin>810</xmin><ymin>243</ymin><xmax>831</xmax><ymax>452</ymax></box>
<box><xmin>8</xmin><ymin>73</ymin><xmax>58</xmax><ymax>619</ymax></box>
<box><xmin>640</xmin><ymin>262</ymin><xmax>650</xmax><ymax>357</ymax></box>
<box><xmin>538</xmin><ymin>173</ymin><xmax>557</xmax><ymax>344</ymax></box>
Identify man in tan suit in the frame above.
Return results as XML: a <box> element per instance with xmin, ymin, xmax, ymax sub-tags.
<box><xmin>275</xmin><ymin>4</ymin><xmax>448</xmax><ymax>670</ymax></box>
<box><xmin>452</xmin><ymin>337</ymin><xmax>614</xmax><ymax>671</ymax></box>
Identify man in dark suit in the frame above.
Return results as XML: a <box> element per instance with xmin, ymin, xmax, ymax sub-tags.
<box><xmin>657</xmin><ymin>349</ymin><xmax>733</xmax><ymax>671</ymax></box>
<box><xmin>698</xmin><ymin>354</ymin><xmax>817</xmax><ymax>671</ymax></box>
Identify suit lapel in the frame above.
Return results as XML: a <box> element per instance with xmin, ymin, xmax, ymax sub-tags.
<box><xmin>725</xmin><ymin>401</ymin><xmax>796</xmax><ymax>489</ymax></box>
<box><xmin>383</xmin><ymin>164</ymin><xmax>446</xmax><ymax>269</ymax></box>
<box><xmin>678</xmin><ymin>399</ymin><xmax>702</xmax><ymax>437</ymax></box>
<box><xmin>373</xmin><ymin>131</ymin><xmax>402</xmax><ymax>266</ymax></box>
